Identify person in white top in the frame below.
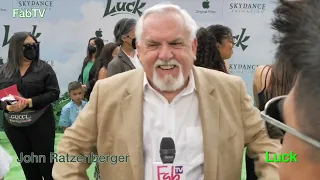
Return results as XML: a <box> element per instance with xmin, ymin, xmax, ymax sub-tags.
<box><xmin>107</xmin><ymin>18</ymin><xmax>142</xmax><ymax>77</ymax></box>
<box><xmin>52</xmin><ymin>2</ymin><xmax>281</xmax><ymax>180</ymax></box>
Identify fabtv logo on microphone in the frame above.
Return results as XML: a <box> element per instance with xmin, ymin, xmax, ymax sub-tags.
<box><xmin>157</xmin><ymin>165</ymin><xmax>183</xmax><ymax>180</ymax></box>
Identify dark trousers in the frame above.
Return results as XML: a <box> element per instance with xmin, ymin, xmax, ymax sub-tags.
<box><xmin>245</xmin><ymin>150</ymin><xmax>257</xmax><ymax>180</ymax></box>
<box><xmin>3</xmin><ymin>113</ymin><xmax>55</xmax><ymax>180</ymax></box>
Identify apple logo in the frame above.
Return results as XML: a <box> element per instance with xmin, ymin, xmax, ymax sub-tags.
<box><xmin>95</xmin><ymin>28</ymin><xmax>103</xmax><ymax>38</ymax></box>
<box><xmin>202</xmin><ymin>0</ymin><xmax>210</xmax><ymax>9</ymax></box>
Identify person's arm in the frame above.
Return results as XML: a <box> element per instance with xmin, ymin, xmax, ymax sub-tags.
<box><xmin>98</xmin><ymin>67</ymin><xmax>108</xmax><ymax>79</ymax></box>
<box><xmin>78</xmin><ymin>60</ymin><xmax>87</xmax><ymax>84</ymax></box>
<box><xmin>253</xmin><ymin>66</ymin><xmax>263</xmax><ymax>107</ymax></box>
<box><xmin>78</xmin><ymin>73</ymin><xmax>83</xmax><ymax>84</ymax></box>
<box><xmin>107</xmin><ymin>59</ymin><xmax>122</xmax><ymax>77</ymax></box>
<box><xmin>239</xmin><ymin>77</ymin><xmax>281</xmax><ymax>180</ymax></box>
<box><xmin>52</xmin><ymin>81</ymin><xmax>100</xmax><ymax>179</ymax></box>
<box><xmin>28</xmin><ymin>65</ymin><xmax>60</xmax><ymax>109</ymax></box>
<box><xmin>58</xmin><ymin>105</ymin><xmax>71</xmax><ymax>129</ymax></box>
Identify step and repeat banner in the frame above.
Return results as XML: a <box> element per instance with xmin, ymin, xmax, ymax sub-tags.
<box><xmin>0</xmin><ymin>0</ymin><xmax>278</xmax><ymax>130</ymax></box>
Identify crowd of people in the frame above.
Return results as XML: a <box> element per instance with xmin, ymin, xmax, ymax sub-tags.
<box><xmin>1</xmin><ymin>0</ymin><xmax>320</xmax><ymax>179</ymax></box>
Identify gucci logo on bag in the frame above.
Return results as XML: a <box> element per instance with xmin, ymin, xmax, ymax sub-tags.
<box><xmin>9</xmin><ymin>114</ymin><xmax>31</xmax><ymax>121</ymax></box>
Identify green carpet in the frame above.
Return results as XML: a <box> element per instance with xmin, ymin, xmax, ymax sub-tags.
<box><xmin>0</xmin><ymin>131</ymin><xmax>247</xmax><ymax>180</ymax></box>
<box><xmin>0</xmin><ymin>132</ymin><xmax>96</xmax><ymax>180</ymax></box>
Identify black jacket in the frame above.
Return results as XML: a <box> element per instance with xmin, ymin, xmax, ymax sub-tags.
<box><xmin>0</xmin><ymin>60</ymin><xmax>60</xmax><ymax>119</ymax></box>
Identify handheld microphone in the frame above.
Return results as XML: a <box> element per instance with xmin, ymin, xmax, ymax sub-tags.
<box><xmin>153</xmin><ymin>137</ymin><xmax>185</xmax><ymax>180</ymax></box>
<box><xmin>160</xmin><ymin>137</ymin><xmax>176</xmax><ymax>164</ymax></box>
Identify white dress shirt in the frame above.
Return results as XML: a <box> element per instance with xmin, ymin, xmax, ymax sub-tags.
<box><xmin>143</xmin><ymin>71</ymin><xmax>204</xmax><ymax>180</ymax></box>
<box><xmin>122</xmin><ymin>49</ymin><xmax>142</xmax><ymax>69</ymax></box>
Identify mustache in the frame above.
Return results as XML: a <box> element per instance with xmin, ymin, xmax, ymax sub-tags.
<box><xmin>153</xmin><ymin>59</ymin><xmax>181</xmax><ymax>68</ymax></box>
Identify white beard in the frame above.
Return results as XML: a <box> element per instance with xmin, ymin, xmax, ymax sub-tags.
<box><xmin>152</xmin><ymin>59</ymin><xmax>185</xmax><ymax>92</ymax></box>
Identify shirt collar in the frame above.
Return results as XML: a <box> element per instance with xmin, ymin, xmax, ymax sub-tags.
<box><xmin>71</xmin><ymin>100</ymin><xmax>86</xmax><ymax>107</ymax></box>
<box><xmin>121</xmin><ymin>48</ymin><xmax>137</xmax><ymax>59</ymax></box>
<box><xmin>143</xmin><ymin>70</ymin><xmax>196</xmax><ymax>93</ymax></box>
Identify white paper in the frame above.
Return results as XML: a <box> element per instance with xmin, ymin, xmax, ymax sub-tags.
<box><xmin>0</xmin><ymin>94</ymin><xmax>16</xmax><ymax>102</ymax></box>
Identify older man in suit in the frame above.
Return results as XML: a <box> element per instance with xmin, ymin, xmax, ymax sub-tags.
<box><xmin>52</xmin><ymin>3</ymin><xmax>281</xmax><ymax>180</ymax></box>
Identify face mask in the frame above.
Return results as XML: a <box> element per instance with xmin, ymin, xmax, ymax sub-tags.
<box><xmin>88</xmin><ymin>45</ymin><xmax>96</xmax><ymax>54</ymax></box>
<box><xmin>131</xmin><ymin>38</ymin><xmax>136</xmax><ymax>49</ymax></box>
<box><xmin>23</xmin><ymin>44</ymin><xmax>38</xmax><ymax>61</ymax></box>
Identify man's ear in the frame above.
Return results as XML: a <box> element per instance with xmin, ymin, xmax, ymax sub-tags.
<box><xmin>192</xmin><ymin>38</ymin><xmax>198</xmax><ymax>60</ymax></box>
<box><xmin>121</xmin><ymin>35</ymin><xmax>127</xmax><ymax>43</ymax></box>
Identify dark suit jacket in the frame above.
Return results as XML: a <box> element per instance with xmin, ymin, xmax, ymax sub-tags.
<box><xmin>107</xmin><ymin>49</ymin><xmax>135</xmax><ymax>77</ymax></box>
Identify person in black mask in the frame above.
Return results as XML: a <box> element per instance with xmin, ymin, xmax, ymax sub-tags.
<box><xmin>0</xmin><ymin>32</ymin><xmax>60</xmax><ymax>180</ymax></box>
<box><xmin>107</xmin><ymin>18</ymin><xmax>142</xmax><ymax>77</ymax></box>
<box><xmin>78</xmin><ymin>37</ymin><xmax>104</xmax><ymax>100</ymax></box>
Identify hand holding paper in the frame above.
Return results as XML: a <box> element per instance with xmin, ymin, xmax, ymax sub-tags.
<box><xmin>0</xmin><ymin>85</ymin><xmax>28</xmax><ymax>111</ymax></box>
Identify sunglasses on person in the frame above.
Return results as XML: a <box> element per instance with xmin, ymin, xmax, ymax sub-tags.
<box><xmin>261</xmin><ymin>95</ymin><xmax>320</xmax><ymax>149</ymax></box>
<box><xmin>22</xmin><ymin>42</ymin><xmax>40</xmax><ymax>50</ymax></box>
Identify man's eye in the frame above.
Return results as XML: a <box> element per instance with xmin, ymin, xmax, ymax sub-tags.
<box><xmin>147</xmin><ymin>44</ymin><xmax>158</xmax><ymax>47</ymax></box>
<box><xmin>170</xmin><ymin>42</ymin><xmax>182</xmax><ymax>46</ymax></box>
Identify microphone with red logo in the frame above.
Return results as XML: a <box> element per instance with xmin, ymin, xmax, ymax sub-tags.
<box><xmin>153</xmin><ymin>137</ymin><xmax>186</xmax><ymax>180</ymax></box>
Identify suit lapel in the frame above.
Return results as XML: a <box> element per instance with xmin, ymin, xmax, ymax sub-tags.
<box><xmin>119</xmin><ymin>49</ymin><xmax>135</xmax><ymax>69</ymax></box>
<box><xmin>193</xmin><ymin>67</ymin><xmax>220</xmax><ymax>180</ymax></box>
<box><xmin>120</xmin><ymin>69</ymin><xmax>144</xmax><ymax>180</ymax></box>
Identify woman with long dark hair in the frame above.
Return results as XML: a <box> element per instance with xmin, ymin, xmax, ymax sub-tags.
<box><xmin>195</xmin><ymin>27</ymin><xmax>227</xmax><ymax>73</ymax></box>
<box><xmin>246</xmin><ymin>57</ymin><xmax>297</xmax><ymax>180</ymax></box>
<box><xmin>94</xmin><ymin>42</ymin><xmax>120</xmax><ymax>80</ymax></box>
<box><xmin>0</xmin><ymin>32</ymin><xmax>60</xmax><ymax>180</ymax></box>
<box><xmin>78</xmin><ymin>37</ymin><xmax>104</xmax><ymax>100</ymax></box>
<box><xmin>206</xmin><ymin>25</ymin><xmax>234</xmax><ymax>73</ymax></box>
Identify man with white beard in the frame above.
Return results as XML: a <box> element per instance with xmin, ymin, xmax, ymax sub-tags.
<box><xmin>52</xmin><ymin>2</ymin><xmax>280</xmax><ymax>180</ymax></box>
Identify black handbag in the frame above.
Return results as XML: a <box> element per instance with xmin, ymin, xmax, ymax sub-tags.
<box><xmin>4</xmin><ymin>106</ymin><xmax>48</xmax><ymax>127</ymax></box>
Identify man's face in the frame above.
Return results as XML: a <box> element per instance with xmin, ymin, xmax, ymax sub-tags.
<box><xmin>123</xmin><ymin>27</ymin><xmax>136</xmax><ymax>46</ymax></box>
<box><xmin>137</xmin><ymin>11</ymin><xmax>197</xmax><ymax>92</ymax></box>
